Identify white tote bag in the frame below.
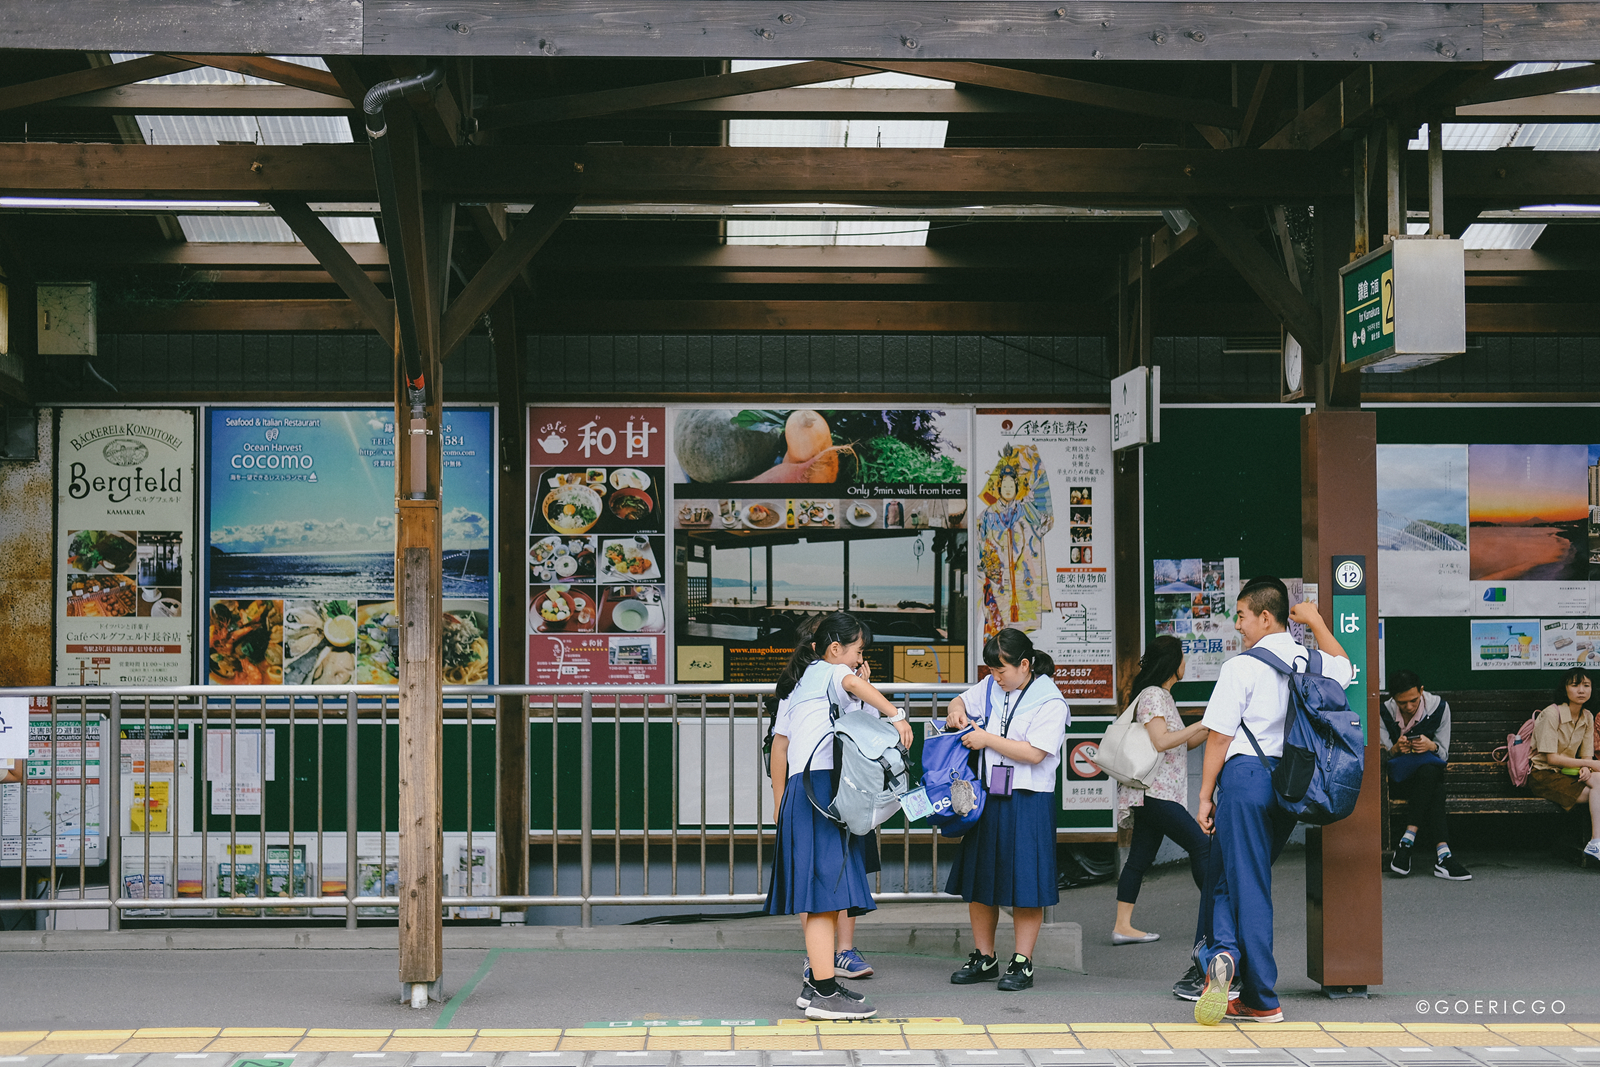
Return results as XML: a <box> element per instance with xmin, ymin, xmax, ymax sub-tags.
<box><xmin>1093</xmin><ymin>695</ymin><xmax>1163</xmax><ymax>791</ymax></box>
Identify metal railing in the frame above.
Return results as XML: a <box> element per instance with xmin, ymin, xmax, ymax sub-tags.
<box><xmin>0</xmin><ymin>683</ymin><xmax>967</xmax><ymax>927</ymax></box>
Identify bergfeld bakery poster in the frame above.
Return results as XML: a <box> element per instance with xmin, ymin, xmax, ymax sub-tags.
<box><xmin>974</xmin><ymin>411</ymin><xmax>1116</xmax><ymax>703</ymax></box>
<box><xmin>55</xmin><ymin>409</ymin><xmax>196</xmax><ymax>686</ymax></box>
<box><xmin>528</xmin><ymin>406</ymin><xmax>668</xmax><ymax>685</ymax></box>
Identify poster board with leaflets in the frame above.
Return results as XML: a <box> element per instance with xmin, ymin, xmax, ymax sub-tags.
<box><xmin>0</xmin><ymin>711</ymin><xmax>104</xmax><ymax>866</ymax></box>
<box><xmin>974</xmin><ymin>411</ymin><xmax>1115</xmax><ymax>703</ymax></box>
<box><xmin>119</xmin><ymin>722</ymin><xmax>194</xmax><ymax>837</ymax></box>
<box><xmin>527</xmin><ymin>405</ymin><xmax>669</xmax><ymax>685</ymax></box>
<box><xmin>205</xmin><ymin>406</ymin><xmax>495</xmax><ymax>687</ymax></box>
<box><xmin>55</xmin><ymin>408</ymin><xmax>196</xmax><ymax>686</ymax></box>
<box><xmin>669</xmin><ymin>407</ymin><xmax>970</xmax><ymax>685</ymax></box>
<box><xmin>1152</xmin><ymin>557</ymin><xmax>1241</xmax><ymax>683</ymax></box>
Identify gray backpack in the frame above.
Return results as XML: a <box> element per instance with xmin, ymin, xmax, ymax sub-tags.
<box><xmin>803</xmin><ymin>698</ymin><xmax>911</xmax><ymax>836</ymax></box>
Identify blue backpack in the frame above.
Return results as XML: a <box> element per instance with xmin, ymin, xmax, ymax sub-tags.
<box><xmin>920</xmin><ymin>725</ymin><xmax>986</xmax><ymax>836</ymax></box>
<box><xmin>1240</xmin><ymin>648</ymin><xmax>1365</xmax><ymax>825</ymax></box>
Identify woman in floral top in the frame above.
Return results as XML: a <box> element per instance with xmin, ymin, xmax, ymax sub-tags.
<box><xmin>1113</xmin><ymin>635</ymin><xmax>1210</xmax><ymax>944</ymax></box>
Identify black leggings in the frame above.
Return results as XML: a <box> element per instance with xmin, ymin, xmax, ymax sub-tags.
<box><xmin>1390</xmin><ymin>761</ymin><xmax>1449</xmax><ymax>847</ymax></box>
<box><xmin>1116</xmin><ymin>796</ymin><xmax>1209</xmax><ymax>905</ymax></box>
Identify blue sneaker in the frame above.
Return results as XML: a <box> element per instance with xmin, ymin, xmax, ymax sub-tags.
<box><xmin>797</xmin><ymin>959</ymin><xmax>815</xmax><ymax>1009</ymax></box>
<box><xmin>834</xmin><ymin>948</ymin><xmax>874</xmax><ymax>978</ymax></box>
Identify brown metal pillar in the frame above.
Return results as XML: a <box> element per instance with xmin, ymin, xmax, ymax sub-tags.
<box><xmin>489</xmin><ymin>292</ymin><xmax>530</xmax><ymax>901</ymax></box>
<box><xmin>1301</xmin><ymin>193</ymin><xmax>1382</xmax><ymax>994</ymax></box>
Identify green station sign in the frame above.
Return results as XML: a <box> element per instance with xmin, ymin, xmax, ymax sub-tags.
<box><xmin>1342</xmin><ymin>248</ymin><xmax>1395</xmax><ymax>367</ymax></box>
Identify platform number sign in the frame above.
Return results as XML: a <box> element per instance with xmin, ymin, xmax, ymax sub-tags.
<box><xmin>1331</xmin><ymin>554</ymin><xmax>1369</xmax><ymax>742</ymax></box>
<box><xmin>1342</xmin><ymin>247</ymin><xmax>1396</xmax><ymax>367</ymax></box>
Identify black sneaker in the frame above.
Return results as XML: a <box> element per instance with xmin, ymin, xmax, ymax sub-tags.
<box><xmin>1174</xmin><ymin>962</ymin><xmax>1242</xmax><ymax>1002</ymax></box>
<box><xmin>1172</xmin><ymin>960</ymin><xmax>1206</xmax><ymax>1001</ymax></box>
<box><xmin>998</xmin><ymin>952</ymin><xmax>1034</xmax><ymax>991</ymax></box>
<box><xmin>805</xmin><ymin>984</ymin><xmax>876</xmax><ymax>1020</ymax></box>
<box><xmin>1433</xmin><ymin>854</ymin><xmax>1472</xmax><ymax>881</ymax></box>
<box><xmin>1389</xmin><ymin>842</ymin><xmax>1413</xmax><ymax>876</ymax></box>
<box><xmin>950</xmin><ymin>950</ymin><xmax>1000</xmax><ymax>984</ymax></box>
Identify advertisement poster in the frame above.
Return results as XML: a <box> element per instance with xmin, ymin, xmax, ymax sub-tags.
<box><xmin>528</xmin><ymin>406</ymin><xmax>668</xmax><ymax>685</ymax></box>
<box><xmin>206</xmin><ymin>407</ymin><xmax>494</xmax><ymax>685</ymax></box>
<box><xmin>55</xmin><ymin>409</ymin><xmax>195</xmax><ymax>685</ymax></box>
<box><xmin>0</xmin><ymin>713</ymin><xmax>103</xmax><ymax>865</ymax></box>
<box><xmin>1539</xmin><ymin>618</ymin><xmax>1600</xmax><ymax>670</ymax></box>
<box><xmin>974</xmin><ymin>411</ymin><xmax>1113</xmax><ymax>702</ymax></box>
<box><xmin>670</xmin><ymin>408</ymin><xmax>970</xmax><ymax>685</ymax></box>
<box><xmin>1469</xmin><ymin>619</ymin><xmax>1542</xmax><ymax>670</ymax></box>
<box><xmin>1377</xmin><ymin>444</ymin><xmax>1470</xmax><ymax>616</ymax></box>
<box><xmin>1152</xmin><ymin>558</ymin><xmax>1241</xmax><ymax>683</ymax></box>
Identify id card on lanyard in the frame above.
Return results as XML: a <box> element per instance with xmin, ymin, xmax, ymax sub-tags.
<box><xmin>986</xmin><ymin>675</ymin><xmax>1040</xmax><ymax>797</ymax></box>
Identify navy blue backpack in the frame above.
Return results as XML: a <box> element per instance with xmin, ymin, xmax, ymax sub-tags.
<box><xmin>1240</xmin><ymin>648</ymin><xmax>1365</xmax><ymax>825</ymax></box>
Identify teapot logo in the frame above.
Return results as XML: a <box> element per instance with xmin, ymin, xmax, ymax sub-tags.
<box><xmin>538</xmin><ymin>432</ymin><xmax>568</xmax><ymax>454</ymax></box>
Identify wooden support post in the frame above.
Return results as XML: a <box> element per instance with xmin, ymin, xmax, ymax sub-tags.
<box><xmin>383</xmin><ymin>104</ymin><xmax>448</xmax><ymax>1001</ymax></box>
<box><xmin>1300</xmin><ymin>410</ymin><xmax>1383</xmax><ymax>994</ymax></box>
<box><xmin>489</xmin><ymin>292</ymin><xmax>529</xmax><ymax>901</ymax></box>
<box><xmin>1428</xmin><ymin>118</ymin><xmax>1446</xmax><ymax>236</ymax></box>
<box><xmin>1386</xmin><ymin>120</ymin><xmax>1404</xmax><ymax>238</ymax></box>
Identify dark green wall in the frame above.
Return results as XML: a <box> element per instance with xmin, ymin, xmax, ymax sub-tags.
<box><xmin>1142</xmin><ymin>406</ymin><xmax>1305</xmax><ymax>704</ymax></box>
<box><xmin>1141</xmin><ymin>405</ymin><xmax>1597</xmax><ymax>703</ymax></box>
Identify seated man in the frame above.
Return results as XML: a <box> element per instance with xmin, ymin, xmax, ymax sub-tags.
<box><xmin>1378</xmin><ymin>670</ymin><xmax>1470</xmax><ymax>881</ymax></box>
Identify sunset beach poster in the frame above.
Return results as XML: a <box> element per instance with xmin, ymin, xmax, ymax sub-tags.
<box><xmin>1468</xmin><ymin>443</ymin><xmax>1593</xmax><ymax>582</ymax></box>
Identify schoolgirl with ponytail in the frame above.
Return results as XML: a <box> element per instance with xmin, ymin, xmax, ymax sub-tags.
<box><xmin>942</xmin><ymin>627</ymin><xmax>1071</xmax><ymax>992</ymax></box>
<box><xmin>765</xmin><ymin>612</ymin><xmax>914</xmax><ymax>1020</ymax></box>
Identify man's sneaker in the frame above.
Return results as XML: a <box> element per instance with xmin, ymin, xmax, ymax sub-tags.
<box><xmin>1194</xmin><ymin>951</ymin><xmax>1236</xmax><ymax>1026</ymax></box>
<box><xmin>1226</xmin><ymin>999</ymin><xmax>1285</xmax><ymax>1023</ymax></box>
<box><xmin>950</xmin><ymin>950</ymin><xmax>1000</xmax><ymax>984</ymax></box>
<box><xmin>1389</xmin><ymin>842</ymin><xmax>1413</xmax><ymax>876</ymax></box>
<box><xmin>1174</xmin><ymin>962</ymin><xmax>1241</xmax><ymax>1002</ymax></box>
<box><xmin>835</xmin><ymin>948</ymin><xmax>874</xmax><ymax>978</ymax></box>
<box><xmin>797</xmin><ymin>961</ymin><xmax>815</xmax><ymax>1009</ymax></box>
<box><xmin>997</xmin><ymin>953</ymin><xmax>1034</xmax><ymax>991</ymax></box>
<box><xmin>1433</xmin><ymin>854</ymin><xmax>1473</xmax><ymax>881</ymax></box>
<box><xmin>805</xmin><ymin>984</ymin><xmax>877</xmax><ymax>1020</ymax></box>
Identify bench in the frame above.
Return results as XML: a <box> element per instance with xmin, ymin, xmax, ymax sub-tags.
<box><xmin>1380</xmin><ymin>688</ymin><xmax>1586</xmax><ymax>850</ymax></box>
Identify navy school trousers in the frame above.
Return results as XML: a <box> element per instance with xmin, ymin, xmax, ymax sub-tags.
<box><xmin>1198</xmin><ymin>755</ymin><xmax>1298</xmax><ymax>1011</ymax></box>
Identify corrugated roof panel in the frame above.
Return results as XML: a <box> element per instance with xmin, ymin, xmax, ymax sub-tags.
<box><xmin>110</xmin><ymin>54</ymin><xmax>333</xmax><ymax>86</ymax></box>
<box><xmin>177</xmin><ymin>214</ymin><xmax>377</xmax><ymax>243</ymax></box>
<box><xmin>1461</xmin><ymin>222</ymin><xmax>1547</xmax><ymax>249</ymax></box>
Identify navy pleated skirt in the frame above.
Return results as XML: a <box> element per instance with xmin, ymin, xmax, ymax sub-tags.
<box><xmin>765</xmin><ymin>771</ymin><xmax>877</xmax><ymax>917</ymax></box>
<box><xmin>945</xmin><ymin>788</ymin><xmax>1060</xmax><ymax>908</ymax></box>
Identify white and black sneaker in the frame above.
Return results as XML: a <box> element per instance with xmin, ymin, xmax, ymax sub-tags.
<box><xmin>797</xmin><ymin>961</ymin><xmax>815</xmax><ymax>1009</ymax></box>
<box><xmin>805</xmin><ymin>984</ymin><xmax>877</xmax><ymax>1020</ymax></box>
<box><xmin>1433</xmin><ymin>854</ymin><xmax>1472</xmax><ymax>881</ymax></box>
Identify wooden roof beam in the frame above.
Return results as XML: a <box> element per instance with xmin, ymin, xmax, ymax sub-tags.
<box><xmin>45</xmin><ymin>83</ymin><xmax>353</xmax><ymax>114</ymax></box>
<box><xmin>440</xmin><ymin>197</ymin><xmax>575</xmax><ymax>358</ymax></box>
<box><xmin>476</xmin><ymin>61</ymin><xmax>869</xmax><ymax>130</ymax></box>
<box><xmin>0</xmin><ymin>54</ymin><xmax>199</xmax><ymax>113</ymax></box>
<box><xmin>166</xmin><ymin>54</ymin><xmax>345</xmax><ymax>97</ymax></box>
<box><xmin>57</xmin><ymin>242</ymin><xmax>389</xmax><ymax>268</ymax></box>
<box><xmin>859</xmin><ymin>61</ymin><xmax>1245</xmax><ymax>128</ymax></box>
<box><xmin>269</xmin><ymin>198</ymin><xmax>396</xmax><ymax>346</ymax></box>
<box><xmin>1259</xmin><ymin>65</ymin><xmax>1458</xmax><ymax>151</ymax></box>
<box><xmin>1185</xmin><ymin>199</ymin><xmax>1323</xmax><ymax>363</ymax></box>
<box><xmin>1461</xmin><ymin>62</ymin><xmax>1600</xmax><ymax>104</ymax></box>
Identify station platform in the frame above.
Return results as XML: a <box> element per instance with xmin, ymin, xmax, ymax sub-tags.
<box><xmin>1</xmin><ymin>849</ymin><xmax>1593</xmax><ymax>1046</ymax></box>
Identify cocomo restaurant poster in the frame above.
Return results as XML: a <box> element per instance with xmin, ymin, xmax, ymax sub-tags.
<box><xmin>206</xmin><ymin>407</ymin><xmax>494</xmax><ymax>686</ymax></box>
<box><xmin>670</xmin><ymin>408</ymin><xmax>970</xmax><ymax>685</ymax></box>
<box><xmin>527</xmin><ymin>406</ymin><xmax>668</xmax><ymax>685</ymax></box>
<box><xmin>974</xmin><ymin>411</ymin><xmax>1115</xmax><ymax>703</ymax></box>
<box><xmin>55</xmin><ymin>409</ymin><xmax>196</xmax><ymax>685</ymax></box>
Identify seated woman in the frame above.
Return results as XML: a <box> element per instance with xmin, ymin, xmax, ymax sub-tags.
<box><xmin>1379</xmin><ymin>670</ymin><xmax>1470</xmax><ymax>880</ymax></box>
<box><xmin>1526</xmin><ymin>667</ymin><xmax>1600</xmax><ymax>863</ymax></box>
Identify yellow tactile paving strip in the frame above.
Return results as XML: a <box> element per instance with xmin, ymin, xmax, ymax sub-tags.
<box><xmin>0</xmin><ymin>1023</ymin><xmax>1596</xmax><ymax>1053</ymax></box>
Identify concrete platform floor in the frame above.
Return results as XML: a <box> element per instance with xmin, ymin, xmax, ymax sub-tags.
<box><xmin>0</xmin><ymin>848</ymin><xmax>1594</xmax><ymax>1034</ymax></box>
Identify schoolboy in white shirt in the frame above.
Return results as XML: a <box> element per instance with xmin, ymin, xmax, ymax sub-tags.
<box><xmin>1193</xmin><ymin>577</ymin><xmax>1352</xmax><ymax>1025</ymax></box>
